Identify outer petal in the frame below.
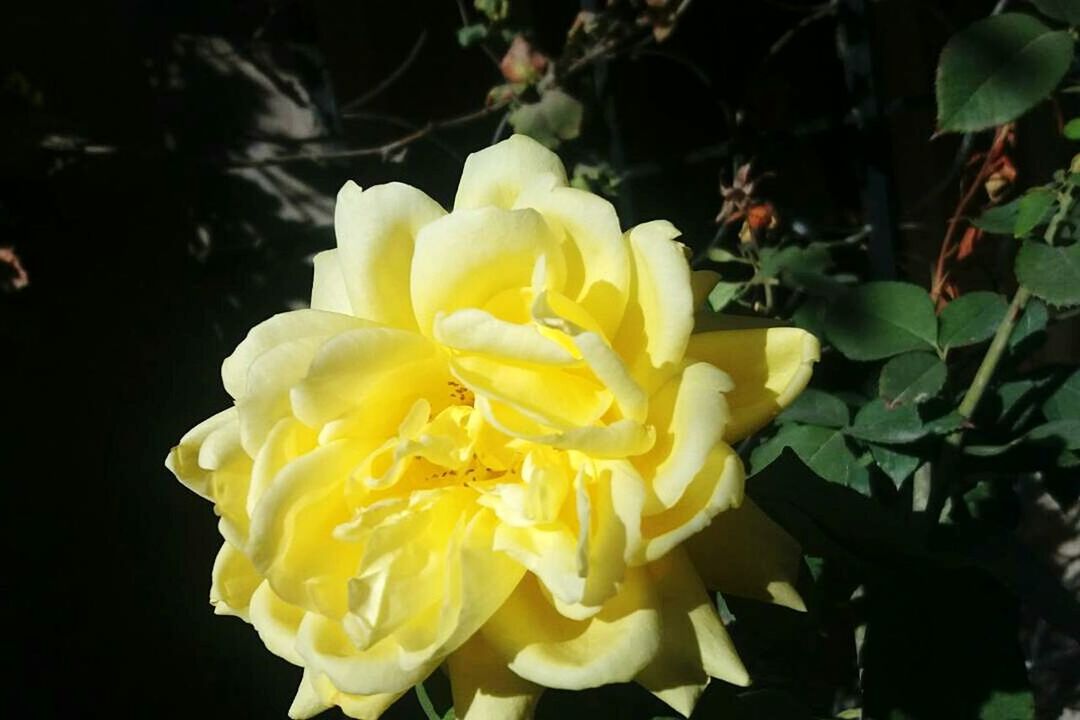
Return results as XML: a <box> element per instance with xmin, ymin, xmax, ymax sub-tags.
<box><xmin>637</xmin><ymin>548</ymin><xmax>749</xmax><ymax>717</ymax></box>
<box><xmin>411</xmin><ymin>207</ymin><xmax>560</xmax><ymax>336</ymax></box>
<box><xmin>209</xmin><ymin>541</ymin><xmax>261</xmax><ymax>620</ymax></box>
<box><xmin>249</xmin><ymin>580</ymin><xmax>307</xmax><ymax>665</ymax></box>
<box><xmin>448</xmin><ymin>632</ymin><xmax>543</xmax><ymax>720</ymax></box>
<box><xmin>310</xmin><ymin>249</ymin><xmax>352</xmax><ymax>314</ymax></box>
<box><xmin>685</xmin><ymin>498</ymin><xmax>806</xmax><ymax>612</ymax></box>
<box><xmin>289</xmin><ymin>669</ymin><xmax>404</xmax><ymax>720</ymax></box>
<box><xmin>613</xmin><ymin>221</ymin><xmax>695</xmax><ymax>393</ymax></box>
<box><xmin>635</xmin><ymin>363</ymin><xmax>734</xmax><ymax>511</ymax></box>
<box><xmin>481</xmin><ymin>569</ymin><xmax>661</xmax><ymax>690</ymax></box>
<box><xmin>686</xmin><ymin>327</ymin><xmax>820</xmax><ymax>443</ymax></box>
<box><xmin>289</xmin><ymin>327</ymin><xmax>438</xmax><ymax>429</ymax></box>
<box><xmin>454</xmin><ymin>134</ymin><xmax>568</xmax><ymax>211</ymax></box>
<box><xmin>221</xmin><ymin>309</ymin><xmax>369</xmax><ymax>400</ymax></box>
<box><xmin>165</xmin><ymin>408</ymin><xmax>253</xmax><ymax>547</ymax></box>
<box><xmin>639</xmin><ymin>442</ymin><xmax>744</xmax><ymax>564</ymax></box>
<box><xmin>334</xmin><ymin>181</ymin><xmax>447</xmax><ymax>330</ymax></box>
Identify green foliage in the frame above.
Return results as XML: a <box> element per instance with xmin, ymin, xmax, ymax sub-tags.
<box><xmin>751</xmin><ymin>424</ymin><xmax>869</xmax><ymax>494</ymax></box>
<box><xmin>1032</xmin><ymin>0</ymin><xmax>1080</xmax><ymax>25</ymax></box>
<box><xmin>1015</xmin><ymin>239</ymin><xmax>1080</xmax><ymax>306</ymax></box>
<box><xmin>974</xmin><ymin>199</ymin><xmax>1022</xmax><ymax>233</ymax></box>
<box><xmin>935</xmin><ymin>13</ymin><xmax>1074</xmax><ymax>132</ymax></box>
<box><xmin>848</xmin><ymin>399</ymin><xmax>927</xmax><ymax>444</ymax></box>
<box><xmin>1014</xmin><ymin>187</ymin><xmax>1056</xmax><ymax>237</ymax></box>
<box><xmin>1008</xmin><ymin>299</ymin><xmax>1048</xmax><ymax>349</ymax></box>
<box><xmin>456</xmin><ymin>24</ymin><xmax>489</xmax><ymax>47</ymax></box>
<box><xmin>508</xmin><ymin>89</ymin><xmax>583</xmax><ymax>148</ymax></box>
<box><xmin>938</xmin><ymin>291</ymin><xmax>1009</xmax><ymax>350</ymax></box>
<box><xmin>1065</xmin><ymin>117</ymin><xmax>1080</xmax><ymax>139</ymax></box>
<box><xmin>1042</xmin><ymin>369</ymin><xmax>1080</xmax><ymax>420</ymax></box>
<box><xmin>868</xmin><ymin>443</ymin><xmax>921</xmax><ymax>487</ymax></box>
<box><xmin>778</xmin><ymin>388</ymin><xmax>850</xmax><ymax>427</ymax></box>
<box><xmin>879</xmin><ymin>352</ymin><xmax>947</xmax><ymax>406</ymax></box>
<box><xmin>824</xmin><ymin>282</ymin><xmax>938</xmax><ymax>360</ymax></box>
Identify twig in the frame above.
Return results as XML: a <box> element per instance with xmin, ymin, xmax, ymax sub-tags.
<box><xmin>929</xmin><ymin>124</ymin><xmax>1011</xmax><ymax>304</ymax></box>
<box><xmin>340</xmin><ymin>30</ymin><xmax>428</xmax><ymax>113</ymax></box>
<box><xmin>227</xmin><ymin>102</ymin><xmax>508</xmax><ymax>168</ymax></box>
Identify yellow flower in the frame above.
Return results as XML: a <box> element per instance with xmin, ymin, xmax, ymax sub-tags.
<box><xmin>166</xmin><ymin>134</ymin><xmax>819</xmax><ymax>719</ymax></box>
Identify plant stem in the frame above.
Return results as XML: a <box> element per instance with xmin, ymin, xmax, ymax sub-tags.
<box><xmin>954</xmin><ymin>286</ymin><xmax>1030</xmax><ymax>423</ymax></box>
<box><xmin>415</xmin><ymin>682</ymin><xmax>443</xmax><ymax>720</ymax></box>
<box><xmin>948</xmin><ymin>179</ymin><xmax>1075</xmax><ymax>432</ymax></box>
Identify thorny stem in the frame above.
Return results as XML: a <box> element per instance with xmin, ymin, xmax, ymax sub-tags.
<box><xmin>949</xmin><ymin>181</ymin><xmax>1074</xmax><ymax>428</ymax></box>
<box><xmin>928</xmin><ymin>167</ymin><xmax>1074</xmax><ymax>524</ymax></box>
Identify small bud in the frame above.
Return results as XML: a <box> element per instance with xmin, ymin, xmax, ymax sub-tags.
<box><xmin>500</xmin><ymin>35</ymin><xmax>548</xmax><ymax>84</ymax></box>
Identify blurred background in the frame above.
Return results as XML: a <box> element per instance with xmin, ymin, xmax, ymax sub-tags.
<box><xmin>2</xmin><ymin>0</ymin><xmax>1075</xmax><ymax>718</ymax></box>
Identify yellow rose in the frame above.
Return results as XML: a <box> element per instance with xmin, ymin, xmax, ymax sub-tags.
<box><xmin>166</xmin><ymin>134</ymin><xmax>819</xmax><ymax>719</ymax></box>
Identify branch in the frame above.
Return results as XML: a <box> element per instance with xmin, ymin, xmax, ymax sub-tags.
<box><xmin>227</xmin><ymin>102</ymin><xmax>508</xmax><ymax>168</ymax></box>
<box><xmin>340</xmin><ymin>30</ymin><xmax>428</xmax><ymax>113</ymax></box>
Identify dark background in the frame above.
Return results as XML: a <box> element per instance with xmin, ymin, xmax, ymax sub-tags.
<box><xmin>1</xmin><ymin>0</ymin><xmax>1073</xmax><ymax>717</ymax></box>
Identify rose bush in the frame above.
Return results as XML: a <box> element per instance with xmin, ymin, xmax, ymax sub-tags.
<box><xmin>167</xmin><ymin>134</ymin><xmax>819</xmax><ymax>719</ymax></box>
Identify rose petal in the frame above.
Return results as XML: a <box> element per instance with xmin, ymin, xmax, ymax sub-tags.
<box><xmin>209</xmin><ymin>541</ymin><xmax>261</xmax><ymax>620</ymax></box>
<box><xmin>411</xmin><ymin>206</ymin><xmax>560</xmax><ymax>336</ymax></box>
<box><xmin>516</xmin><ymin>184</ymin><xmax>630</xmax><ymax>338</ymax></box>
<box><xmin>637</xmin><ymin>548</ymin><xmax>748</xmax><ymax>717</ymax></box>
<box><xmin>250</xmin><ymin>580</ymin><xmax>306</xmax><ymax>665</ymax></box>
<box><xmin>481</xmin><ymin>569</ymin><xmax>661</xmax><ymax>690</ymax></box>
<box><xmin>686</xmin><ymin>498</ymin><xmax>806</xmax><ymax>612</ymax></box>
<box><xmin>613</xmin><ymin>221</ymin><xmax>694</xmax><ymax>393</ymax></box>
<box><xmin>310</xmin><ymin>249</ymin><xmax>352</xmax><ymax>315</ymax></box>
<box><xmin>334</xmin><ymin>181</ymin><xmax>446</xmax><ymax>330</ymax></box>
<box><xmin>454</xmin><ymin>134</ymin><xmax>568</xmax><ymax>211</ymax></box>
<box><xmin>448</xmin><ymin>632</ymin><xmax>542</xmax><ymax>720</ymax></box>
<box><xmin>686</xmin><ymin>327</ymin><xmax>820</xmax><ymax>443</ymax></box>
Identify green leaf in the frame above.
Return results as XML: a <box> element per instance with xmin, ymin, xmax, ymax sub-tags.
<box><xmin>1027</xmin><ymin>419</ymin><xmax>1080</xmax><ymax>449</ymax></box>
<box><xmin>925</xmin><ymin>411</ymin><xmax>966</xmax><ymax>435</ymax></box>
<box><xmin>824</xmin><ymin>281</ymin><xmax>938</xmax><ymax>361</ymax></box>
<box><xmin>707</xmin><ymin>281</ymin><xmax>743</xmax><ymax>311</ymax></box>
<box><xmin>507</xmin><ymin>89</ymin><xmax>583</xmax><ymax>148</ymax></box>
<box><xmin>1015</xmin><ymin>239</ymin><xmax>1080</xmax><ymax>307</ymax></box>
<box><xmin>973</xmin><ymin>198</ymin><xmax>1022</xmax><ymax>233</ymax></box>
<box><xmin>935</xmin><ymin>13</ymin><xmax>1074</xmax><ymax>133</ymax></box>
<box><xmin>1014</xmin><ymin>187</ymin><xmax>1055</xmax><ymax>237</ymax></box>
<box><xmin>456</xmin><ymin>24</ymin><xmax>488</xmax><ymax>47</ymax></box>
<box><xmin>1032</xmin><ymin>0</ymin><xmax>1080</xmax><ymax>25</ymax></box>
<box><xmin>869</xmin><ymin>443</ymin><xmax>921</xmax><ymax>487</ymax></box>
<box><xmin>879</xmin><ymin>352</ymin><xmax>948</xmax><ymax>407</ymax></box>
<box><xmin>938</xmin><ymin>291</ymin><xmax>1009</xmax><ymax>350</ymax></box>
<box><xmin>1008</xmin><ymin>299</ymin><xmax>1048</xmax><ymax>349</ymax></box>
<box><xmin>778</xmin><ymin>388</ymin><xmax>850</xmax><ymax>427</ymax></box>
<box><xmin>792</xmin><ymin>297</ymin><xmax>827</xmax><ymax>340</ymax></box>
<box><xmin>1065</xmin><ymin>117</ymin><xmax>1080</xmax><ymax>140</ymax></box>
<box><xmin>847</xmin><ymin>399</ymin><xmax>927</xmax><ymax>444</ymax></box>
<box><xmin>758</xmin><ymin>244</ymin><xmax>831</xmax><ymax>279</ymax></box>
<box><xmin>978</xmin><ymin>689</ymin><xmax>1035</xmax><ymax>720</ymax></box>
<box><xmin>1042</xmin><ymin>369</ymin><xmax>1080</xmax><ymax>420</ymax></box>
<box><xmin>751</xmin><ymin>424</ymin><xmax>869</xmax><ymax>493</ymax></box>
